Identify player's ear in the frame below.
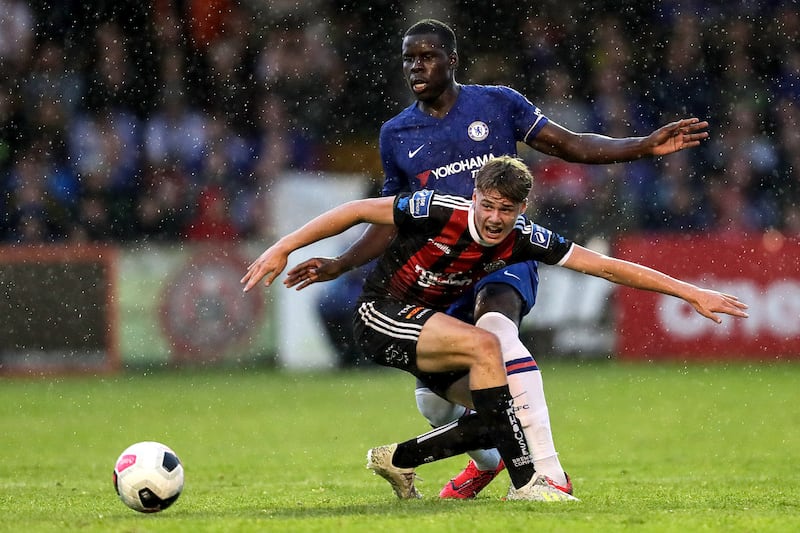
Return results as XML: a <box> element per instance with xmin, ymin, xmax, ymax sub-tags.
<box><xmin>449</xmin><ymin>52</ymin><xmax>458</xmax><ymax>68</ymax></box>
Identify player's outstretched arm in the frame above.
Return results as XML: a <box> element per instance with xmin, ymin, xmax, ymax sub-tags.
<box><xmin>561</xmin><ymin>245</ymin><xmax>749</xmax><ymax>323</ymax></box>
<box><xmin>241</xmin><ymin>197</ymin><xmax>395</xmax><ymax>292</ymax></box>
<box><xmin>529</xmin><ymin>117</ymin><xmax>709</xmax><ymax>163</ymax></box>
<box><xmin>284</xmin><ymin>224</ymin><xmax>397</xmax><ymax>291</ymax></box>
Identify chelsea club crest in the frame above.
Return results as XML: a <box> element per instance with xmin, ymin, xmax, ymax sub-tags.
<box><xmin>467</xmin><ymin>121</ymin><xmax>489</xmax><ymax>141</ymax></box>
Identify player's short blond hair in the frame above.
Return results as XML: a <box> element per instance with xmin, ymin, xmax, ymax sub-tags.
<box><xmin>475</xmin><ymin>156</ymin><xmax>532</xmax><ymax>204</ymax></box>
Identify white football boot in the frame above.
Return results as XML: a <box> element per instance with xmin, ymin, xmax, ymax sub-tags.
<box><xmin>506</xmin><ymin>473</ymin><xmax>580</xmax><ymax>501</ymax></box>
<box><xmin>366</xmin><ymin>443</ymin><xmax>422</xmax><ymax>499</ymax></box>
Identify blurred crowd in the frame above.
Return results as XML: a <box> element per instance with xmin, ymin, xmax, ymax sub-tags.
<box><xmin>1</xmin><ymin>0</ymin><xmax>798</xmax><ymax>245</ymax></box>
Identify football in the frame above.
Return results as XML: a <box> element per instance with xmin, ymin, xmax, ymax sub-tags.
<box><xmin>113</xmin><ymin>441</ymin><xmax>184</xmax><ymax>513</ymax></box>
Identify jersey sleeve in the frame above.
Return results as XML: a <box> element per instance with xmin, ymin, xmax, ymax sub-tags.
<box><xmin>393</xmin><ymin>189</ymin><xmax>437</xmax><ymax>228</ymax></box>
<box><xmin>514</xmin><ymin>217</ymin><xmax>573</xmax><ymax>265</ymax></box>
<box><xmin>392</xmin><ymin>191</ymin><xmax>414</xmax><ymax>228</ymax></box>
<box><xmin>495</xmin><ymin>86</ymin><xmax>550</xmax><ymax>144</ymax></box>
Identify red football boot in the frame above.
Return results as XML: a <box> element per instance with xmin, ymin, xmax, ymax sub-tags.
<box><xmin>439</xmin><ymin>459</ymin><xmax>505</xmax><ymax>499</ymax></box>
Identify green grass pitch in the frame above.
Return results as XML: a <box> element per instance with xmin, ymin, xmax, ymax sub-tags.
<box><xmin>1</xmin><ymin>361</ymin><xmax>799</xmax><ymax>532</ymax></box>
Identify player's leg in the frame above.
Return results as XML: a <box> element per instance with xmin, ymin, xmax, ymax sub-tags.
<box><xmin>415</xmin><ymin>261</ymin><xmax>571</xmax><ymax>497</ymax></box>
<box><xmin>356</xmin><ymin>301</ymin><xmax>536</xmax><ymax>493</ymax></box>
<box><xmin>413</xmin><ymin>311</ymin><xmax>537</xmax><ymax>490</ymax></box>
<box><xmin>413</xmin><ymin>289</ymin><xmax>504</xmax><ymax>498</ymax></box>
<box><xmin>414</xmin><ymin>382</ymin><xmax>503</xmax><ymax>467</ymax></box>
<box><xmin>473</xmin><ymin>262</ymin><xmax>570</xmax><ymax>491</ymax></box>
<box><xmin>415</xmin><ymin>384</ymin><xmax>504</xmax><ymax>499</ymax></box>
<box><xmin>368</xmin><ymin>374</ymin><xmax>577</xmax><ymax>501</ymax></box>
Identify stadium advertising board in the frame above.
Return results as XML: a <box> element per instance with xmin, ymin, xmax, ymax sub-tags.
<box><xmin>271</xmin><ymin>172</ymin><xmax>368</xmax><ymax>369</ymax></box>
<box><xmin>118</xmin><ymin>243</ymin><xmax>274</xmax><ymax>367</ymax></box>
<box><xmin>614</xmin><ymin>233</ymin><xmax>800</xmax><ymax>361</ymax></box>
<box><xmin>0</xmin><ymin>244</ymin><xmax>119</xmax><ymax>375</ymax></box>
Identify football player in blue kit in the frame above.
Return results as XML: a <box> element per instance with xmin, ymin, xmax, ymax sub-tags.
<box><xmin>244</xmin><ymin>155</ymin><xmax>748</xmax><ymax>501</ymax></box>
<box><xmin>284</xmin><ymin>19</ymin><xmax>711</xmax><ymax>499</ymax></box>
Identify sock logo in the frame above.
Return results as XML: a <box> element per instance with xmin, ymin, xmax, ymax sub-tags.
<box><xmin>512</xmin><ymin>391</ymin><xmax>530</xmax><ymax>412</ymax></box>
<box><xmin>505</xmin><ymin>404</ymin><xmax>531</xmax><ymax>464</ymax></box>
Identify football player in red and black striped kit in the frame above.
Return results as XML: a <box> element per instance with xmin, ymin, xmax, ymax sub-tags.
<box><xmin>243</xmin><ymin>155</ymin><xmax>747</xmax><ymax>501</ymax></box>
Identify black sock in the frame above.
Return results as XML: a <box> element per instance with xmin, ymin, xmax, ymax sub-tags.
<box><xmin>393</xmin><ymin>413</ymin><xmax>494</xmax><ymax>468</ymax></box>
<box><xmin>471</xmin><ymin>385</ymin><xmax>535</xmax><ymax>489</ymax></box>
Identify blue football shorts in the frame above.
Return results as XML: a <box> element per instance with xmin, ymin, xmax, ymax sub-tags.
<box><xmin>445</xmin><ymin>260</ymin><xmax>539</xmax><ymax>324</ymax></box>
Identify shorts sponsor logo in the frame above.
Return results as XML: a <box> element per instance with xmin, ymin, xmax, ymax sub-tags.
<box><xmin>385</xmin><ymin>343</ymin><xmax>409</xmax><ymax>367</ymax></box>
<box><xmin>404</xmin><ymin>306</ymin><xmax>424</xmax><ymax>319</ymax></box>
<box><xmin>401</xmin><ymin>304</ymin><xmax>433</xmax><ymax>320</ymax></box>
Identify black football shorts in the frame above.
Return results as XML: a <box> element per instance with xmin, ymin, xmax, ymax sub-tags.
<box><xmin>353</xmin><ymin>298</ymin><xmax>468</xmax><ymax>397</ymax></box>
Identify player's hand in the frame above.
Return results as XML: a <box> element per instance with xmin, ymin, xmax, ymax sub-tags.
<box><xmin>689</xmin><ymin>289</ymin><xmax>749</xmax><ymax>323</ymax></box>
<box><xmin>241</xmin><ymin>245</ymin><xmax>289</xmax><ymax>292</ymax></box>
<box><xmin>648</xmin><ymin>117</ymin><xmax>709</xmax><ymax>156</ymax></box>
<box><xmin>284</xmin><ymin>257</ymin><xmax>345</xmax><ymax>290</ymax></box>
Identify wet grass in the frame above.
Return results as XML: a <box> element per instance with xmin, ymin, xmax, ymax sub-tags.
<box><xmin>1</xmin><ymin>361</ymin><xmax>799</xmax><ymax>532</ymax></box>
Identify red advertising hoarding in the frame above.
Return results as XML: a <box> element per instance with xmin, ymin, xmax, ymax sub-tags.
<box><xmin>614</xmin><ymin>233</ymin><xmax>800</xmax><ymax>361</ymax></box>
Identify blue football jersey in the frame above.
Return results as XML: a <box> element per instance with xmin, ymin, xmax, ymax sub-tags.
<box><xmin>379</xmin><ymin>84</ymin><xmax>549</xmax><ymax>197</ymax></box>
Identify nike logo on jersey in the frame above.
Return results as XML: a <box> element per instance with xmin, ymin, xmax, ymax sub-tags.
<box><xmin>503</xmin><ymin>271</ymin><xmax>522</xmax><ymax>281</ymax></box>
<box><xmin>408</xmin><ymin>144</ymin><xmax>425</xmax><ymax>158</ymax></box>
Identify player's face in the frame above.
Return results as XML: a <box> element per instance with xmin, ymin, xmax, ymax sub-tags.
<box><xmin>401</xmin><ymin>34</ymin><xmax>455</xmax><ymax>102</ymax></box>
<box><xmin>472</xmin><ymin>189</ymin><xmax>526</xmax><ymax>245</ymax></box>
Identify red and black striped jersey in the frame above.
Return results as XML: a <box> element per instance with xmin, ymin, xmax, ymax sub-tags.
<box><xmin>360</xmin><ymin>190</ymin><xmax>573</xmax><ymax>310</ymax></box>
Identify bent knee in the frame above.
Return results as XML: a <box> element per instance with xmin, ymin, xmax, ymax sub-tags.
<box><xmin>470</xmin><ymin>328</ymin><xmax>502</xmax><ymax>362</ymax></box>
